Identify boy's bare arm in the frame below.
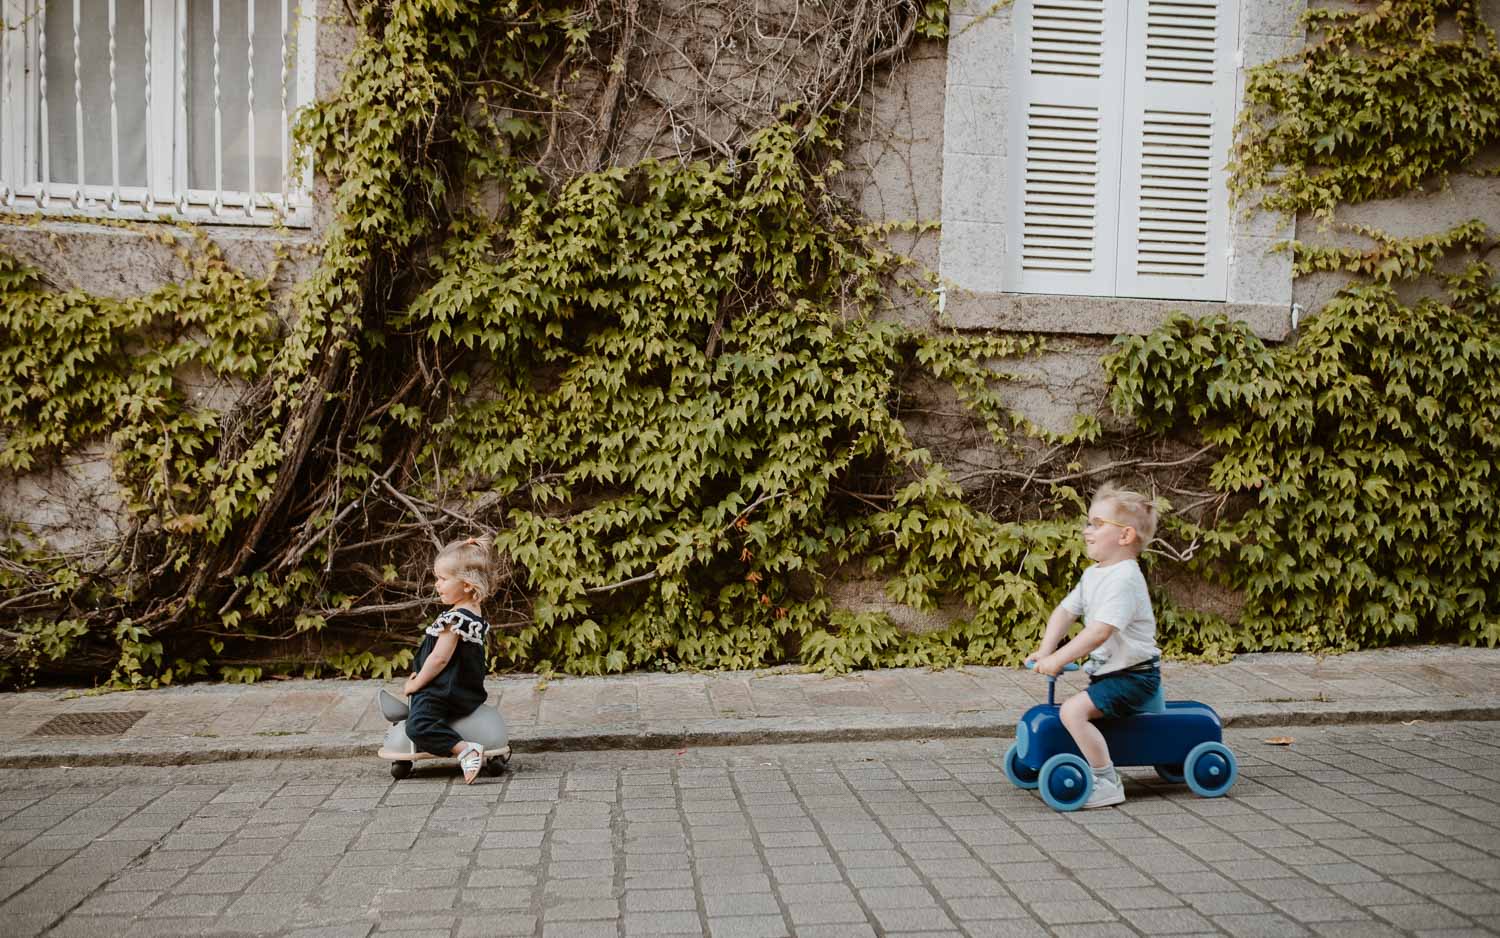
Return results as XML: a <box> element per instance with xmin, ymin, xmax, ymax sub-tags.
<box><xmin>404</xmin><ymin>630</ymin><xmax>459</xmax><ymax>696</ymax></box>
<box><xmin>1027</xmin><ymin>605</ymin><xmax>1079</xmax><ymax>663</ymax></box>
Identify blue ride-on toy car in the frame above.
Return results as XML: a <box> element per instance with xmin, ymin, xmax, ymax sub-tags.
<box><xmin>1004</xmin><ymin>662</ymin><xmax>1237</xmax><ymax>811</ymax></box>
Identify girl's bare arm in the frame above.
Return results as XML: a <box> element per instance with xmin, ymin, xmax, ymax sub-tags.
<box><xmin>404</xmin><ymin>630</ymin><xmax>459</xmax><ymax>695</ymax></box>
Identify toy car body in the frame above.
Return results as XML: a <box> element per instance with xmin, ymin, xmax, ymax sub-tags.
<box><xmin>375</xmin><ymin>689</ymin><xmax>511</xmax><ymax>780</ymax></box>
<box><xmin>1004</xmin><ymin>664</ymin><xmax>1237</xmax><ymax>811</ymax></box>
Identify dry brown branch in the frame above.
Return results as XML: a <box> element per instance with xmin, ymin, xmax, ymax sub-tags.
<box><xmin>224</xmin><ymin>345</ymin><xmax>350</xmax><ymax>580</ymax></box>
<box><xmin>320</xmin><ymin>598</ymin><xmax>431</xmax><ymax>617</ymax></box>
<box><xmin>278</xmin><ymin>464</ymin><xmax>398</xmax><ymax>571</ymax></box>
<box><xmin>951</xmin><ymin>444</ymin><xmax>1218</xmax><ymax>488</ymax></box>
<box><xmin>586</xmin><ymin>0</ymin><xmax>642</xmax><ymax>170</ymax></box>
<box><xmin>379</xmin><ymin>477</ymin><xmax>444</xmax><ymax>549</ymax></box>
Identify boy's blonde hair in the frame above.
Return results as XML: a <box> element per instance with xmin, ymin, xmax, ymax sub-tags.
<box><xmin>435</xmin><ymin>535</ymin><xmax>500</xmax><ymax>602</ymax></box>
<box><xmin>1094</xmin><ymin>482</ymin><xmax>1158</xmax><ymax>548</ymax></box>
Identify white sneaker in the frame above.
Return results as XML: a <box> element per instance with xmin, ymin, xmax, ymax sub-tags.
<box><xmin>1084</xmin><ymin>775</ymin><xmax>1125</xmax><ymax>809</ymax></box>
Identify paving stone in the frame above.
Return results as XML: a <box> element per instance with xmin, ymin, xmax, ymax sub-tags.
<box><xmin>706</xmin><ymin>914</ymin><xmax>790</xmax><ymax>938</ymax></box>
<box><xmin>1213</xmin><ymin>912</ymin><xmax>1314</xmax><ymax>937</ymax></box>
<box><xmin>1329</xmin><ymin>881</ymin><xmax>1426</xmax><ymax>905</ymax></box>
<box><xmin>624</xmin><ymin>910</ymin><xmax>704</xmax><ymax>935</ymax></box>
<box><xmin>787</xmin><ymin>901</ymin><xmax>867</xmax><ymax>924</ymax></box>
<box><xmin>705</xmin><ymin>892</ymin><xmax>781</xmax><ymax>917</ymax></box>
<box><xmin>784</xmin><ymin>926</ymin><xmax>877</xmax><ymax>938</ymax></box>
<box><xmin>846</xmin><ymin>866</ymin><xmax>921</xmax><ymax>887</ymax></box>
<box><xmin>545</xmin><ymin>877</ymin><xmax>614</xmax><ymax>899</ymax></box>
<box><xmin>1094</xmin><ymin>886</ymin><xmax>1181</xmax><ymax>910</ymax></box>
<box><xmin>461</xmin><ymin>887</ymin><xmax>532</xmax><ymax>909</ymax></box>
<box><xmin>454</xmin><ymin>913</ymin><xmax>535</xmax><ymax>936</ymax></box>
<box><xmin>172</xmin><ymin>871</ymin><xmax>258</xmax><ymax>893</ymax></box>
<box><xmin>624</xmin><ymin>888</ymin><xmax>697</xmax><ymax>912</ymax></box>
<box><xmin>769</xmin><ymin>864</ymin><xmax>843</xmax><ymax>885</ymax></box>
<box><xmin>1118</xmin><ymin>906</ymin><xmax>1217</xmax><ymax>933</ymax></box>
<box><xmin>1368</xmin><ymin>903</ymin><xmax>1477</xmax><ymax>930</ymax></box>
<box><xmin>857</xmin><ymin>885</ymin><xmax>936</xmax><ymax>909</ymax></box>
<box><xmin>949</xmin><ymin>919</ymin><xmax>1052</xmax><ymax>937</ymax></box>
<box><xmin>1436</xmin><ymin>891</ymin><xmax>1500</xmax><ymax>916</ymax></box>
<box><xmin>1182</xmin><ymin>891</ymin><xmax>1273</xmax><ymax>915</ymax></box>
<box><xmin>74</xmin><ymin>889</ymin><xmax>160</xmax><ymax>914</ymax></box>
<box><xmin>870</xmin><ymin>906</ymin><xmax>958</xmax><ymax>930</ymax></box>
<box><xmin>541</xmin><ymin>923</ymin><xmax>616</xmax><ymax>938</ymax></box>
<box><xmin>146</xmin><ymin>893</ymin><xmax>232</xmax><ymax>917</ymax></box>
<box><xmin>948</xmin><ymin>895</ymin><xmax>1028</xmax><ymax>918</ymax></box>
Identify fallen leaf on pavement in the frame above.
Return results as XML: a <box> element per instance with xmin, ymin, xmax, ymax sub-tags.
<box><xmin>1263</xmin><ymin>736</ymin><xmax>1295</xmax><ymax>745</ymax></box>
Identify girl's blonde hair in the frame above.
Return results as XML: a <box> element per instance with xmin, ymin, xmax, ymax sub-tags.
<box><xmin>435</xmin><ymin>535</ymin><xmax>500</xmax><ymax>602</ymax></box>
<box><xmin>1094</xmin><ymin>482</ymin><xmax>1159</xmax><ymax>545</ymax></box>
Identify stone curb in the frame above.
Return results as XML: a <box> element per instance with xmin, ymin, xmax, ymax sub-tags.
<box><xmin>4</xmin><ymin>697</ymin><xmax>1497</xmax><ymax>770</ymax></box>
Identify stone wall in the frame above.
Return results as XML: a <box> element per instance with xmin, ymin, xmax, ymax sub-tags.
<box><xmin>6</xmin><ymin>1</ymin><xmax>1500</xmax><ymax>637</ymax></box>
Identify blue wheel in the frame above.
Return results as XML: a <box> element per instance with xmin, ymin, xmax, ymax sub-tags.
<box><xmin>1039</xmin><ymin>753</ymin><xmax>1093</xmax><ymax>812</ymax></box>
<box><xmin>1154</xmin><ymin>763</ymin><xmax>1185</xmax><ymax>784</ymax></box>
<box><xmin>1184</xmin><ymin>741</ymin><xmax>1238</xmax><ymax>797</ymax></box>
<box><xmin>1004</xmin><ymin>743</ymin><xmax>1040</xmax><ymax>790</ymax></box>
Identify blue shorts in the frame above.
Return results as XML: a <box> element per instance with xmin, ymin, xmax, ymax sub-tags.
<box><xmin>1087</xmin><ymin>665</ymin><xmax>1161</xmax><ymax>719</ymax></box>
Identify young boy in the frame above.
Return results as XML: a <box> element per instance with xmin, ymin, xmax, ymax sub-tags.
<box><xmin>1026</xmin><ymin>483</ymin><xmax>1160</xmax><ymax>809</ymax></box>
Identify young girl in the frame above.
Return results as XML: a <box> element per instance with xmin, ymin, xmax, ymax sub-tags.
<box><xmin>402</xmin><ymin>536</ymin><xmax>496</xmax><ymax>783</ymax></box>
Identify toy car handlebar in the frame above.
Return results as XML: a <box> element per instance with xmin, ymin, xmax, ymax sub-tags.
<box><xmin>1025</xmin><ymin>659</ymin><xmax>1080</xmax><ymax>704</ymax></box>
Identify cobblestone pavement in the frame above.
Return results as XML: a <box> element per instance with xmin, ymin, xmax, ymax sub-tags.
<box><xmin>2</xmin><ymin>723</ymin><xmax>1498</xmax><ymax>937</ymax></box>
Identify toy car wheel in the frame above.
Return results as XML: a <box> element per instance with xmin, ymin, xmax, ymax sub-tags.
<box><xmin>1184</xmin><ymin>741</ymin><xmax>1238</xmax><ymax>797</ymax></box>
<box><xmin>1154</xmin><ymin>764</ymin><xmax>1186</xmax><ymax>784</ymax></box>
<box><xmin>1039</xmin><ymin>753</ymin><xmax>1093</xmax><ymax>812</ymax></box>
<box><xmin>390</xmin><ymin>760</ymin><xmax>413</xmax><ymax>781</ymax></box>
<box><xmin>486</xmin><ymin>755</ymin><xmax>509</xmax><ymax>777</ymax></box>
<box><xmin>1003</xmin><ymin>743</ymin><xmax>1040</xmax><ymax>790</ymax></box>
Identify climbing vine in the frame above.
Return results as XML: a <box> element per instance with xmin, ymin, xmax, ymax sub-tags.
<box><xmin>1107</xmin><ymin>235</ymin><xmax>1500</xmax><ymax>651</ymax></box>
<box><xmin>1231</xmin><ymin>0</ymin><xmax>1500</xmax><ymax>218</ymax></box>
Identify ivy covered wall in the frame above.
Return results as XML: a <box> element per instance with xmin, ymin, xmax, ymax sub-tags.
<box><xmin>1</xmin><ymin>0</ymin><xmax>1497</xmax><ymax>688</ymax></box>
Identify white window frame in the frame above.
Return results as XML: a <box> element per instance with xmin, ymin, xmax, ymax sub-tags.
<box><xmin>0</xmin><ymin>0</ymin><xmax>316</xmax><ymax>227</ymax></box>
<box><xmin>1005</xmin><ymin>0</ymin><xmax>1237</xmax><ymax>302</ymax></box>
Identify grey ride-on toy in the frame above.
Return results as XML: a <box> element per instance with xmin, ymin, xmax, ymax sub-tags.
<box><xmin>1004</xmin><ymin>662</ymin><xmax>1238</xmax><ymax>811</ymax></box>
<box><xmin>375</xmin><ymin>689</ymin><xmax>512</xmax><ymax>781</ymax></box>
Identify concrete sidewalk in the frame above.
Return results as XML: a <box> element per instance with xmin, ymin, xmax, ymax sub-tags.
<box><xmin>0</xmin><ymin>646</ymin><xmax>1496</xmax><ymax>769</ymax></box>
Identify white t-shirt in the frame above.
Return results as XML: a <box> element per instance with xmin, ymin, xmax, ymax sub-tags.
<box><xmin>1060</xmin><ymin>558</ymin><xmax>1159</xmax><ymax>676</ymax></box>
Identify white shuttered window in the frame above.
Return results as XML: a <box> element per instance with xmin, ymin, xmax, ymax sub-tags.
<box><xmin>1008</xmin><ymin>0</ymin><xmax>1238</xmax><ymax>301</ymax></box>
<box><xmin>0</xmin><ymin>0</ymin><xmax>316</xmax><ymax>226</ymax></box>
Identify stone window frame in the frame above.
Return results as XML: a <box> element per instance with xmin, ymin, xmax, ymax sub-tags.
<box><xmin>0</xmin><ymin>0</ymin><xmax>318</xmax><ymax>228</ymax></box>
<box><xmin>938</xmin><ymin>0</ymin><xmax>1304</xmax><ymax>339</ymax></box>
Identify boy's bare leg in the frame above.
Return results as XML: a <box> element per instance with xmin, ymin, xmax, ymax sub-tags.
<box><xmin>1059</xmin><ymin>692</ymin><xmax>1110</xmax><ymax>768</ymax></box>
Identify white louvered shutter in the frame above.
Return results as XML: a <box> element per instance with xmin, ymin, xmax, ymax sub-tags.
<box><xmin>1114</xmin><ymin>0</ymin><xmax>1238</xmax><ymax>300</ymax></box>
<box><xmin>1006</xmin><ymin>0</ymin><xmax>1128</xmax><ymax>296</ymax></box>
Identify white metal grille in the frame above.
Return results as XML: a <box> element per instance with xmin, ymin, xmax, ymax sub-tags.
<box><xmin>1134</xmin><ymin>110</ymin><xmax>1212</xmax><ymax>276</ymax></box>
<box><xmin>1028</xmin><ymin>0</ymin><xmax>1106</xmax><ymax>78</ymax></box>
<box><xmin>1145</xmin><ymin>0</ymin><xmax>1217</xmax><ymax>85</ymax></box>
<box><xmin>1022</xmin><ymin>103</ymin><xmax>1100</xmax><ymax>273</ymax></box>
<box><xmin>0</xmin><ymin>0</ymin><xmax>315</xmax><ymax>226</ymax></box>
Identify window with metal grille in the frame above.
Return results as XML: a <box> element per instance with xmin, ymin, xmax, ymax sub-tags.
<box><xmin>1006</xmin><ymin>0</ymin><xmax>1237</xmax><ymax>301</ymax></box>
<box><xmin>0</xmin><ymin>0</ymin><xmax>316</xmax><ymax>226</ymax></box>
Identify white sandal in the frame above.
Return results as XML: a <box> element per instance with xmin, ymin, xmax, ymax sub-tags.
<box><xmin>457</xmin><ymin>742</ymin><xmax>484</xmax><ymax>784</ymax></box>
